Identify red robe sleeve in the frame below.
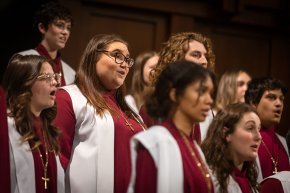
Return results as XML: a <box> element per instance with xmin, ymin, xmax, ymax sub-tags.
<box><xmin>53</xmin><ymin>89</ymin><xmax>76</xmax><ymax>170</ymax></box>
<box><xmin>260</xmin><ymin>178</ymin><xmax>284</xmax><ymax>193</ymax></box>
<box><xmin>134</xmin><ymin>145</ymin><xmax>157</xmax><ymax>193</ymax></box>
<box><xmin>0</xmin><ymin>86</ymin><xmax>10</xmax><ymax>193</ymax></box>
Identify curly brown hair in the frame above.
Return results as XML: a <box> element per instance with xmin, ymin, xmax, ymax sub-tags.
<box><xmin>153</xmin><ymin>32</ymin><xmax>215</xmax><ymax>85</ymax></box>
<box><xmin>2</xmin><ymin>54</ymin><xmax>60</xmax><ymax>153</ymax></box>
<box><xmin>201</xmin><ymin>103</ymin><xmax>260</xmax><ymax>193</ymax></box>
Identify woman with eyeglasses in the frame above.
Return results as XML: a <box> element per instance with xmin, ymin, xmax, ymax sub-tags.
<box><xmin>19</xmin><ymin>1</ymin><xmax>75</xmax><ymax>86</ymax></box>
<box><xmin>2</xmin><ymin>54</ymin><xmax>64</xmax><ymax>193</ymax></box>
<box><xmin>53</xmin><ymin>34</ymin><xmax>145</xmax><ymax>193</ymax></box>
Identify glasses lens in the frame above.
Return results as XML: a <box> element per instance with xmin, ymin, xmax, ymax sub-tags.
<box><xmin>128</xmin><ymin>59</ymin><xmax>134</xmax><ymax>67</ymax></box>
<box><xmin>54</xmin><ymin>73</ymin><xmax>61</xmax><ymax>82</ymax></box>
<box><xmin>114</xmin><ymin>53</ymin><xmax>125</xmax><ymax>64</ymax></box>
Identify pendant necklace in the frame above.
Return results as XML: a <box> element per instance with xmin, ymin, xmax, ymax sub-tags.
<box><xmin>261</xmin><ymin>139</ymin><xmax>279</xmax><ymax>174</ymax></box>
<box><xmin>179</xmin><ymin>130</ymin><xmax>212</xmax><ymax>193</ymax></box>
<box><xmin>118</xmin><ymin>110</ymin><xmax>146</xmax><ymax>132</ymax></box>
<box><xmin>38</xmin><ymin>131</ymin><xmax>50</xmax><ymax>189</ymax></box>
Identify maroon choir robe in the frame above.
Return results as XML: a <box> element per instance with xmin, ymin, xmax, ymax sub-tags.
<box><xmin>232</xmin><ymin>167</ymin><xmax>252</xmax><ymax>193</ymax></box>
<box><xmin>258</xmin><ymin>127</ymin><xmax>290</xmax><ymax>179</ymax></box>
<box><xmin>0</xmin><ymin>86</ymin><xmax>10</xmax><ymax>193</ymax></box>
<box><xmin>260</xmin><ymin>178</ymin><xmax>284</xmax><ymax>193</ymax></box>
<box><xmin>54</xmin><ymin>89</ymin><xmax>144</xmax><ymax>193</ymax></box>
<box><xmin>134</xmin><ymin>119</ymin><xmax>214</xmax><ymax>193</ymax></box>
<box><xmin>5</xmin><ymin>114</ymin><xmax>58</xmax><ymax>193</ymax></box>
<box><xmin>32</xmin><ymin>116</ymin><xmax>58</xmax><ymax>193</ymax></box>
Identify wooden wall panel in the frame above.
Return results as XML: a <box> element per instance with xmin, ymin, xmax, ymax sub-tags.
<box><xmin>61</xmin><ymin>1</ymin><xmax>167</xmax><ymax>87</ymax></box>
<box><xmin>58</xmin><ymin>0</ymin><xmax>290</xmax><ymax>134</ymax></box>
<box><xmin>270</xmin><ymin>37</ymin><xmax>290</xmax><ymax>135</ymax></box>
<box><xmin>211</xmin><ymin>32</ymin><xmax>270</xmax><ymax>78</ymax></box>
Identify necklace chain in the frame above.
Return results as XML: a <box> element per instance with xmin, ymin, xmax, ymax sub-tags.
<box><xmin>179</xmin><ymin>130</ymin><xmax>212</xmax><ymax>193</ymax></box>
<box><xmin>261</xmin><ymin>139</ymin><xmax>279</xmax><ymax>174</ymax></box>
<box><xmin>117</xmin><ymin>110</ymin><xmax>146</xmax><ymax>132</ymax></box>
<box><xmin>38</xmin><ymin>131</ymin><xmax>50</xmax><ymax>189</ymax></box>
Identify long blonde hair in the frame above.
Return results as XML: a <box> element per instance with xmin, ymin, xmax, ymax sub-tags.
<box><xmin>215</xmin><ymin>70</ymin><xmax>250</xmax><ymax>111</ymax></box>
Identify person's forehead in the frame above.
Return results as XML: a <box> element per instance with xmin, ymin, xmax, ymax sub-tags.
<box><xmin>188</xmin><ymin>40</ymin><xmax>206</xmax><ymax>51</ymax></box>
<box><xmin>53</xmin><ymin>18</ymin><xmax>71</xmax><ymax>24</ymax></box>
<box><xmin>262</xmin><ymin>89</ymin><xmax>284</xmax><ymax>97</ymax></box>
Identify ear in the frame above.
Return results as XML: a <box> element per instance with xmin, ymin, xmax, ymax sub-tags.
<box><xmin>169</xmin><ymin>88</ymin><xmax>177</xmax><ymax>102</ymax></box>
<box><xmin>222</xmin><ymin>127</ymin><xmax>231</xmax><ymax>142</ymax></box>
<box><xmin>38</xmin><ymin>23</ymin><xmax>46</xmax><ymax>34</ymax></box>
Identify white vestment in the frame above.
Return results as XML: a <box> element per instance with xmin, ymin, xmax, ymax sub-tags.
<box><xmin>8</xmin><ymin>116</ymin><xmax>65</xmax><ymax>193</ymax></box>
<box><xmin>61</xmin><ymin>85</ymin><xmax>115</xmax><ymax>193</ymax></box>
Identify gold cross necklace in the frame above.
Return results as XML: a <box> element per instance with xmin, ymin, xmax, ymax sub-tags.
<box><xmin>261</xmin><ymin>139</ymin><xmax>279</xmax><ymax>174</ymax></box>
<box><xmin>179</xmin><ymin>130</ymin><xmax>212</xmax><ymax>193</ymax></box>
<box><xmin>37</xmin><ymin>131</ymin><xmax>50</xmax><ymax>189</ymax></box>
<box><xmin>117</xmin><ymin>109</ymin><xmax>146</xmax><ymax>132</ymax></box>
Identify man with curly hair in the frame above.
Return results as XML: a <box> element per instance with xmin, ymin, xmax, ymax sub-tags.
<box><xmin>140</xmin><ymin>32</ymin><xmax>216</xmax><ymax>143</ymax></box>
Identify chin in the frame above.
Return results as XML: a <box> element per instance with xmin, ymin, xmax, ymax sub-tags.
<box><xmin>247</xmin><ymin>154</ymin><xmax>257</xmax><ymax>161</ymax></box>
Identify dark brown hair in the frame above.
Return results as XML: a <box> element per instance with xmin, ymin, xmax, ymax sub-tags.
<box><xmin>75</xmin><ymin>34</ymin><xmax>143</xmax><ymax>124</ymax></box>
<box><xmin>2</xmin><ymin>54</ymin><xmax>60</xmax><ymax>152</ymax></box>
<box><xmin>201</xmin><ymin>103</ymin><xmax>260</xmax><ymax>193</ymax></box>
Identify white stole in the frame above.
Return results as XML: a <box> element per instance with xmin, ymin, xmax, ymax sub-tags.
<box><xmin>127</xmin><ymin>126</ymin><xmax>184</xmax><ymax>193</ymax></box>
<box><xmin>61</xmin><ymin>85</ymin><xmax>114</xmax><ymax>193</ymax></box>
<box><xmin>8</xmin><ymin>116</ymin><xmax>65</xmax><ymax>193</ymax></box>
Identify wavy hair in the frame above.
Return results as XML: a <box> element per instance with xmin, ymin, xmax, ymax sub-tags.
<box><xmin>34</xmin><ymin>1</ymin><xmax>73</xmax><ymax>30</ymax></box>
<box><xmin>2</xmin><ymin>54</ymin><xmax>60</xmax><ymax>152</ymax></box>
<box><xmin>201</xmin><ymin>103</ymin><xmax>260</xmax><ymax>193</ymax></box>
<box><xmin>146</xmin><ymin>60</ymin><xmax>215</xmax><ymax>120</ymax></box>
<box><xmin>153</xmin><ymin>32</ymin><xmax>215</xmax><ymax>85</ymax></box>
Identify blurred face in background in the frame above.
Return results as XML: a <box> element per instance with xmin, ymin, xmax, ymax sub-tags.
<box><xmin>236</xmin><ymin>72</ymin><xmax>251</xmax><ymax>103</ymax></box>
<box><xmin>143</xmin><ymin>55</ymin><xmax>159</xmax><ymax>85</ymax></box>
<box><xmin>255</xmin><ymin>89</ymin><xmax>284</xmax><ymax>128</ymax></box>
<box><xmin>174</xmin><ymin>76</ymin><xmax>213</xmax><ymax>124</ymax></box>
<box><xmin>39</xmin><ymin>19</ymin><xmax>72</xmax><ymax>51</ymax></box>
<box><xmin>185</xmin><ymin>40</ymin><xmax>208</xmax><ymax>68</ymax></box>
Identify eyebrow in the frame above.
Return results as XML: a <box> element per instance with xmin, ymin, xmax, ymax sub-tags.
<box><xmin>111</xmin><ymin>49</ymin><xmax>130</xmax><ymax>57</ymax></box>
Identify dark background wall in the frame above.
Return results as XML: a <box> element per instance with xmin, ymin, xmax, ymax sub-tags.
<box><xmin>1</xmin><ymin>0</ymin><xmax>289</xmax><ymax>135</ymax></box>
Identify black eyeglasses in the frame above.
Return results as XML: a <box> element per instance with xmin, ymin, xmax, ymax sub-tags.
<box><xmin>97</xmin><ymin>50</ymin><xmax>134</xmax><ymax>68</ymax></box>
<box><xmin>37</xmin><ymin>73</ymin><xmax>62</xmax><ymax>84</ymax></box>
